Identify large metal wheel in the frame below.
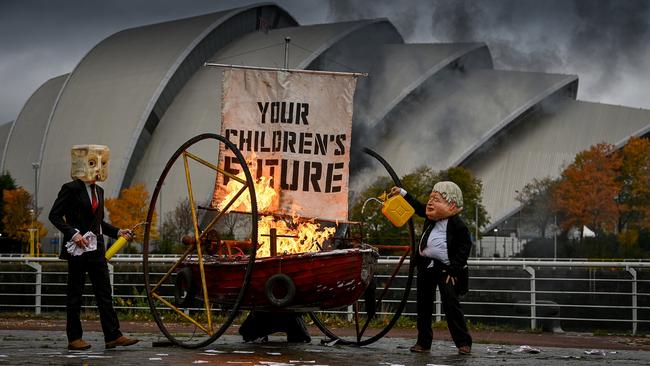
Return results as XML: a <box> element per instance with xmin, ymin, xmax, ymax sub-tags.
<box><xmin>143</xmin><ymin>133</ymin><xmax>258</xmax><ymax>348</ymax></box>
<box><xmin>309</xmin><ymin>148</ymin><xmax>417</xmax><ymax>346</ymax></box>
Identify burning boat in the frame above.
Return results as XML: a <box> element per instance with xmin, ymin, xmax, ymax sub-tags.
<box><xmin>176</xmin><ymin>244</ymin><xmax>378</xmax><ymax>311</ymax></box>
<box><xmin>143</xmin><ymin>63</ymin><xmax>415</xmax><ymax>348</ymax></box>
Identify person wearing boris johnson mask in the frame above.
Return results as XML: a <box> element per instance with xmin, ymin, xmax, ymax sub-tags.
<box><xmin>390</xmin><ymin>181</ymin><xmax>472</xmax><ymax>355</ymax></box>
<box><xmin>49</xmin><ymin>145</ymin><xmax>138</xmax><ymax>351</ymax></box>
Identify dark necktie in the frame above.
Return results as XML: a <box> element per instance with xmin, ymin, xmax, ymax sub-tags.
<box><xmin>420</xmin><ymin>223</ymin><xmax>434</xmax><ymax>251</ymax></box>
<box><xmin>90</xmin><ymin>184</ymin><xmax>98</xmax><ymax>213</ymax></box>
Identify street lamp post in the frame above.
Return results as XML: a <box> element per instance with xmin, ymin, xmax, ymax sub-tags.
<box><xmin>493</xmin><ymin>228</ymin><xmax>498</xmax><ymax>257</ymax></box>
<box><xmin>159</xmin><ymin>181</ymin><xmax>163</xmax><ymax>244</ymax></box>
<box><xmin>554</xmin><ymin>213</ymin><xmax>557</xmax><ymax>260</ymax></box>
<box><xmin>31</xmin><ymin>162</ymin><xmax>40</xmax><ymax>257</ymax></box>
<box><xmin>514</xmin><ymin>190</ymin><xmax>521</xmax><ymax>256</ymax></box>
<box><xmin>475</xmin><ymin>203</ymin><xmax>479</xmax><ymax>257</ymax></box>
<box><xmin>28</xmin><ymin>209</ymin><xmax>36</xmax><ymax>256</ymax></box>
<box><xmin>31</xmin><ymin>162</ymin><xmax>39</xmax><ymax>213</ymax></box>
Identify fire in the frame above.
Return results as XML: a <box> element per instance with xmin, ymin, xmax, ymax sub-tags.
<box><xmin>256</xmin><ymin>216</ymin><xmax>336</xmax><ymax>258</ymax></box>
<box><xmin>217</xmin><ymin>172</ymin><xmax>276</xmax><ymax>212</ymax></box>
<box><xmin>217</xmin><ymin>156</ymin><xmax>336</xmax><ymax>257</ymax></box>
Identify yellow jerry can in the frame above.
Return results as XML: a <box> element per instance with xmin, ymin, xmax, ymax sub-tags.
<box><xmin>381</xmin><ymin>194</ymin><xmax>415</xmax><ymax>227</ymax></box>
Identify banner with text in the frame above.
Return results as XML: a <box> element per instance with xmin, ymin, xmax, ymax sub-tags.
<box><xmin>213</xmin><ymin>68</ymin><xmax>357</xmax><ymax>221</ymax></box>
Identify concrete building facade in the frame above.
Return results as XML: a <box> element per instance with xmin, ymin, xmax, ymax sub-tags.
<box><xmin>2</xmin><ymin>3</ymin><xmax>649</xmax><ymax>249</ymax></box>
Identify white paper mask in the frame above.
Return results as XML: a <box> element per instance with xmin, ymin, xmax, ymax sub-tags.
<box><xmin>71</xmin><ymin>145</ymin><xmax>110</xmax><ymax>182</ymax></box>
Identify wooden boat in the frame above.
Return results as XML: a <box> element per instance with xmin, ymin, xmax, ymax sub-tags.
<box><xmin>177</xmin><ymin>247</ymin><xmax>378</xmax><ymax>312</ymax></box>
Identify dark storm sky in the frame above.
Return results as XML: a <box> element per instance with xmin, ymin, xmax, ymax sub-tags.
<box><xmin>1</xmin><ymin>0</ymin><xmax>649</xmax><ymax>124</ymax></box>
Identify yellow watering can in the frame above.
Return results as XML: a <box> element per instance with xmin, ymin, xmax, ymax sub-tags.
<box><xmin>105</xmin><ymin>222</ymin><xmax>147</xmax><ymax>260</ymax></box>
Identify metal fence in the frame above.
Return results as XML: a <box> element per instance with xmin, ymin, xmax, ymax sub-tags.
<box><xmin>1</xmin><ymin>256</ymin><xmax>648</xmax><ymax>334</ymax></box>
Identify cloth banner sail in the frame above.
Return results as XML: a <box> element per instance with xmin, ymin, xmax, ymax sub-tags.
<box><xmin>213</xmin><ymin>68</ymin><xmax>358</xmax><ymax>221</ymax></box>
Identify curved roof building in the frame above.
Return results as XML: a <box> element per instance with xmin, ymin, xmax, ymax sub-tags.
<box><xmin>4</xmin><ymin>2</ymin><xmax>650</xmax><ymax>247</ymax></box>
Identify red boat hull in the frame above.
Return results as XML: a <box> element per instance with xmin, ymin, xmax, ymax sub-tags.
<box><xmin>182</xmin><ymin>248</ymin><xmax>377</xmax><ymax>312</ymax></box>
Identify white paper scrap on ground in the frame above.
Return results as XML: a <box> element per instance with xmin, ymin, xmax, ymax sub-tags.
<box><xmin>192</xmin><ymin>361</ymin><xmax>209</xmax><ymax>364</ymax></box>
<box><xmin>487</xmin><ymin>346</ymin><xmax>508</xmax><ymax>354</ymax></box>
<box><xmin>232</xmin><ymin>350</ymin><xmax>254</xmax><ymax>354</ymax></box>
<box><xmin>204</xmin><ymin>349</ymin><xmax>225</xmax><ymax>353</ymax></box>
<box><xmin>149</xmin><ymin>358</ymin><xmax>162</xmax><ymax>361</ymax></box>
<box><xmin>584</xmin><ymin>349</ymin><xmax>607</xmax><ymax>356</ymax></box>
<box><xmin>512</xmin><ymin>345</ymin><xmax>541</xmax><ymax>354</ymax></box>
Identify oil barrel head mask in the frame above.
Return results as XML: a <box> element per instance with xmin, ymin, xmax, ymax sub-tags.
<box><xmin>71</xmin><ymin>145</ymin><xmax>110</xmax><ymax>182</ymax></box>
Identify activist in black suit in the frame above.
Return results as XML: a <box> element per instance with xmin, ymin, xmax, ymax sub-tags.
<box><xmin>49</xmin><ymin>144</ymin><xmax>138</xmax><ymax>351</ymax></box>
<box><xmin>391</xmin><ymin>181</ymin><xmax>472</xmax><ymax>355</ymax></box>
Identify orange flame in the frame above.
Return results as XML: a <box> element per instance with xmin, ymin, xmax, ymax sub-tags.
<box><xmin>256</xmin><ymin>216</ymin><xmax>336</xmax><ymax>257</ymax></box>
<box><xmin>217</xmin><ymin>156</ymin><xmax>335</xmax><ymax>257</ymax></box>
<box><xmin>217</xmin><ymin>172</ymin><xmax>276</xmax><ymax>212</ymax></box>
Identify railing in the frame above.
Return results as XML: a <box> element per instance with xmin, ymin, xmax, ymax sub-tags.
<box><xmin>1</xmin><ymin>256</ymin><xmax>648</xmax><ymax>334</ymax></box>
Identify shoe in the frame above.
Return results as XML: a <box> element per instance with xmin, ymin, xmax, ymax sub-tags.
<box><xmin>458</xmin><ymin>345</ymin><xmax>471</xmax><ymax>355</ymax></box>
<box><xmin>409</xmin><ymin>344</ymin><xmax>430</xmax><ymax>353</ymax></box>
<box><xmin>105</xmin><ymin>335</ymin><xmax>139</xmax><ymax>349</ymax></box>
<box><xmin>68</xmin><ymin>339</ymin><xmax>91</xmax><ymax>350</ymax></box>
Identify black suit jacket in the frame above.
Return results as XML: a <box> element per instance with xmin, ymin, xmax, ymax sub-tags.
<box><xmin>404</xmin><ymin>192</ymin><xmax>473</xmax><ymax>294</ymax></box>
<box><xmin>49</xmin><ymin>179</ymin><xmax>119</xmax><ymax>260</ymax></box>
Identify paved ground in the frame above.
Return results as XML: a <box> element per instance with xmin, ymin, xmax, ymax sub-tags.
<box><xmin>1</xmin><ymin>319</ymin><xmax>649</xmax><ymax>365</ymax></box>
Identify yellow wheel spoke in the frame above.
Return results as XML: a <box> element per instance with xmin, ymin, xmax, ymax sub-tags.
<box><xmin>152</xmin><ymin>244</ymin><xmax>195</xmax><ymax>293</ymax></box>
<box><xmin>183</xmin><ymin>152</ymin><xmax>213</xmax><ymax>332</ymax></box>
<box><xmin>199</xmin><ymin>184</ymin><xmax>248</xmax><ymax>241</ymax></box>
<box><xmin>185</xmin><ymin>150</ymin><xmax>246</xmax><ymax>184</ymax></box>
<box><xmin>151</xmin><ymin>293</ymin><xmax>211</xmax><ymax>335</ymax></box>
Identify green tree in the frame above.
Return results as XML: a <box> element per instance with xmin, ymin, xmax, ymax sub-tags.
<box><xmin>618</xmin><ymin>137</ymin><xmax>650</xmax><ymax>231</ymax></box>
<box><xmin>349</xmin><ymin>175</ymin><xmax>398</xmax><ymax>247</ymax></box>
<box><xmin>349</xmin><ymin>166</ymin><xmax>487</xmax><ymax>250</ymax></box>
<box><xmin>515</xmin><ymin>177</ymin><xmax>559</xmax><ymax>238</ymax></box>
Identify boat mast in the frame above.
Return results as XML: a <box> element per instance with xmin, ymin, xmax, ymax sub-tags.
<box><xmin>284</xmin><ymin>37</ymin><xmax>290</xmax><ymax>69</ymax></box>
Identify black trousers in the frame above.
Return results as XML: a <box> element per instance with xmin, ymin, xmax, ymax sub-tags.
<box><xmin>239</xmin><ymin>311</ymin><xmax>311</xmax><ymax>343</ymax></box>
<box><xmin>415</xmin><ymin>265</ymin><xmax>472</xmax><ymax>349</ymax></box>
<box><xmin>66</xmin><ymin>257</ymin><xmax>122</xmax><ymax>342</ymax></box>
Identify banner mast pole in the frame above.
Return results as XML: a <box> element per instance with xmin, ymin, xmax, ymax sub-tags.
<box><xmin>284</xmin><ymin>37</ymin><xmax>290</xmax><ymax>69</ymax></box>
<box><xmin>204</xmin><ymin>63</ymin><xmax>368</xmax><ymax>77</ymax></box>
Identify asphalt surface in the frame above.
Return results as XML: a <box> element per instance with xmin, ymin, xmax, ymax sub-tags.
<box><xmin>1</xmin><ymin>329</ymin><xmax>649</xmax><ymax>366</ymax></box>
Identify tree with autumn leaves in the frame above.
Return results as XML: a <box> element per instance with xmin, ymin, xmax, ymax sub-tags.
<box><xmin>519</xmin><ymin>137</ymin><xmax>650</xmax><ymax>257</ymax></box>
<box><xmin>2</xmin><ymin>187</ymin><xmax>48</xmax><ymax>251</ymax></box>
<box><xmin>105</xmin><ymin>183</ymin><xmax>157</xmax><ymax>252</ymax></box>
<box><xmin>553</xmin><ymin>143</ymin><xmax>622</xmax><ymax>235</ymax></box>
